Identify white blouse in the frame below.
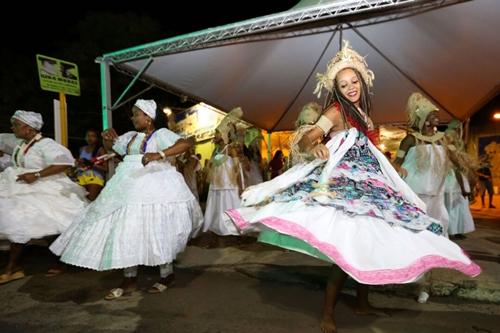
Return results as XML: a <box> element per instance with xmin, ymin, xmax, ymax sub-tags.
<box><xmin>112</xmin><ymin>128</ymin><xmax>181</xmax><ymax>155</ymax></box>
<box><xmin>0</xmin><ymin>133</ymin><xmax>74</xmax><ymax>169</ymax></box>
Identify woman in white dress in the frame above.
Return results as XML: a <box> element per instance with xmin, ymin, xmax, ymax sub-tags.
<box><xmin>225</xmin><ymin>41</ymin><xmax>480</xmax><ymax>333</ymax></box>
<box><xmin>394</xmin><ymin>93</ymin><xmax>451</xmax><ymax>235</ymax></box>
<box><xmin>242</xmin><ymin>127</ymin><xmax>264</xmax><ymax>187</ymax></box>
<box><xmin>50</xmin><ymin>99</ymin><xmax>203</xmax><ymax>299</ymax></box>
<box><xmin>443</xmin><ymin>120</ymin><xmax>475</xmax><ymax>238</ymax></box>
<box><xmin>203</xmin><ymin>108</ymin><xmax>244</xmax><ymax>236</ymax></box>
<box><xmin>0</xmin><ymin>110</ymin><xmax>88</xmax><ymax>284</ymax></box>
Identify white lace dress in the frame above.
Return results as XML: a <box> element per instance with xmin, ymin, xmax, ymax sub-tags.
<box><xmin>0</xmin><ymin>133</ymin><xmax>88</xmax><ymax>243</ymax></box>
<box><xmin>203</xmin><ymin>152</ymin><xmax>242</xmax><ymax>235</ymax></box>
<box><xmin>50</xmin><ymin>128</ymin><xmax>204</xmax><ymax>270</ymax></box>
<box><xmin>401</xmin><ymin>144</ymin><xmax>450</xmax><ymax>235</ymax></box>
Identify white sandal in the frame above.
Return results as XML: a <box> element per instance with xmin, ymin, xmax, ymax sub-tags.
<box><xmin>147</xmin><ymin>282</ymin><xmax>168</xmax><ymax>294</ymax></box>
<box><xmin>104</xmin><ymin>288</ymin><xmax>124</xmax><ymax>300</ymax></box>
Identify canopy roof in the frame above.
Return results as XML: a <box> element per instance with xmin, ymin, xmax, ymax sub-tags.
<box><xmin>101</xmin><ymin>0</ymin><xmax>500</xmax><ymax>131</ymax></box>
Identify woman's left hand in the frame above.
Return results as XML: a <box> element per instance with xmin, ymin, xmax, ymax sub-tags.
<box><xmin>16</xmin><ymin>172</ymin><xmax>39</xmax><ymax>184</ymax></box>
<box><xmin>142</xmin><ymin>152</ymin><xmax>161</xmax><ymax>166</ymax></box>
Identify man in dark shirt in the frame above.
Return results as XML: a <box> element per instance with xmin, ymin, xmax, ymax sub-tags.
<box><xmin>477</xmin><ymin>162</ymin><xmax>495</xmax><ymax>209</ymax></box>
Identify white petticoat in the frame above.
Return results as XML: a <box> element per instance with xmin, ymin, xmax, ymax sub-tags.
<box><xmin>50</xmin><ymin>155</ymin><xmax>203</xmax><ymax>270</ymax></box>
<box><xmin>0</xmin><ymin>167</ymin><xmax>88</xmax><ymax>243</ymax></box>
<box><xmin>203</xmin><ymin>187</ymin><xmax>240</xmax><ymax>235</ymax></box>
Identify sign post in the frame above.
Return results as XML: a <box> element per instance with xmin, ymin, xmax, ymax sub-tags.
<box><xmin>36</xmin><ymin>54</ymin><xmax>80</xmax><ymax>147</ymax></box>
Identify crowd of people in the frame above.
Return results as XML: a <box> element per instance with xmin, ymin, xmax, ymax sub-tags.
<box><xmin>0</xmin><ymin>40</ymin><xmax>494</xmax><ymax>333</ymax></box>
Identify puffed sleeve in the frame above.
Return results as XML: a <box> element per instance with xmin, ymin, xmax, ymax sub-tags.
<box><xmin>0</xmin><ymin>133</ymin><xmax>21</xmax><ymax>155</ymax></box>
<box><xmin>40</xmin><ymin>139</ymin><xmax>75</xmax><ymax>165</ymax></box>
<box><xmin>155</xmin><ymin>128</ymin><xmax>182</xmax><ymax>150</ymax></box>
<box><xmin>112</xmin><ymin>131</ymin><xmax>137</xmax><ymax>156</ymax></box>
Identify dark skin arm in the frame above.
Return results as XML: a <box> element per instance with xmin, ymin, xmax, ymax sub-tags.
<box><xmin>16</xmin><ymin>165</ymin><xmax>71</xmax><ymax>184</ymax></box>
<box><xmin>298</xmin><ymin>104</ymin><xmax>343</xmax><ymax>160</ymax></box>
<box><xmin>393</xmin><ymin>134</ymin><xmax>416</xmax><ymax>177</ymax></box>
<box><xmin>102</xmin><ymin>128</ymin><xmax>119</xmax><ymax>152</ymax></box>
<box><xmin>92</xmin><ymin>147</ymin><xmax>108</xmax><ymax>173</ymax></box>
<box><xmin>142</xmin><ymin>138</ymin><xmax>192</xmax><ymax>166</ymax></box>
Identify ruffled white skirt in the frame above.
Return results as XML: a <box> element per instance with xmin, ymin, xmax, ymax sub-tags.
<box><xmin>0</xmin><ymin>167</ymin><xmax>88</xmax><ymax>243</ymax></box>
<box><xmin>203</xmin><ymin>186</ymin><xmax>240</xmax><ymax>236</ymax></box>
<box><xmin>50</xmin><ymin>155</ymin><xmax>203</xmax><ymax>270</ymax></box>
<box><xmin>226</xmin><ymin>129</ymin><xmax>481</xmax><ymax>284</ymax></box>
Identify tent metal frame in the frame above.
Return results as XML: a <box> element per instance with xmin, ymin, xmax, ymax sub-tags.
<box><xmin>97</xmin><ymin>0</ymin><xmax>461</xmax><ymax>129</ymax></box>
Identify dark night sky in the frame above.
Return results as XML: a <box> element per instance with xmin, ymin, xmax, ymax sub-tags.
<box><xmin>2</xmin><ymin>1</ymin><xmax>299</xmax><ymax>59</ymax></box>
<box><xmin>0</xmin><ymin>1</ymin><xmax>298</xmax><ymax>150</ymax></box>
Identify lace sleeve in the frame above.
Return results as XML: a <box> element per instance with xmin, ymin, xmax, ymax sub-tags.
<box><xmin>40</xmin><ymin>139</ymin><xmax>75</xmax><ymax>165</ymax></box>
<box><xmin>155</xmin><ymin>128</ymin><xmax>182</xmax><ymax>151</ymax></box>
<box><xmin>112</xmin><ymin>131</ymin><xmax>137</xmax><ymax>156</ymax></box>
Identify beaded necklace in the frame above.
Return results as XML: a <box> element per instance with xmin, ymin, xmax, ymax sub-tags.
<box><xmin>126</xmin><ymin>130</ymin><xmax>157</xmax><ymax>155</ymax></box>
<box><xmin>13</xmin><ymin>133</ymin><xmax>45</xmax><ymax>167</ymax></box>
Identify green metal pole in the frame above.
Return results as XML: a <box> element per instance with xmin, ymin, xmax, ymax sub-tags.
<box><xmin>100</xmin><ymin>60</ymin><xmax>112</xmax><ymax>129</ymax></box>
<box><xmin>112</xmin><ymin>57</ymin><xmax>153</xmax><ymax>110</ymax></box>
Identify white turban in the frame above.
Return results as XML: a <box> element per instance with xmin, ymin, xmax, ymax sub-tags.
<box><xmin>134</xmin><ymin>99</ymin><xmax>157</xmax><ymax>119</ymax></box>
<box><xmin>11</xmin><ymin>110</ymin><xmax>44</xmax><ymax>131</ymax></box>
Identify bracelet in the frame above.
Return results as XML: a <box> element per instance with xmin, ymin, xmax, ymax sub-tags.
<box><xmin>315</xmin><ymin>115</ymin><xmax>333</xmax><ymax>134</ymax></box>
<box><xmin>158</xmin><ymin>150</ymin><xmax>166</xmax><ymax>159</ymax></box>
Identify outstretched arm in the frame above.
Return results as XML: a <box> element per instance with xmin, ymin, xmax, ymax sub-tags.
<box><xmin>298</xmin><ymin>104</ymin><xmax>342</xmax><ymax>160</ymax></box>
<box><xmin>142</xmin><ymin>138</ymin><xmax>192</xmax><ymax>166</ymax></box>
<box><xmin>101</xmin><ymin>128</ymin><xmax>119</xmax><ymax>153</ymax></box>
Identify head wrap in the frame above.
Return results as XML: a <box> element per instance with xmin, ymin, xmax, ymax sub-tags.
<box><xmin>11</xmin><ymin>110</ymin><xmax>44</xmax><ymax>130</ymax></box>
<box><xmin>134</xmin><ymin>99</ymin><xmax>157</xmax><ymax>119</ymax></box>
<box><xmin>215</xmin><ymin>107</ymin><xmax>244</xmax><ymax>144</ymax></box>
<box><xmin>445</xmin><ymin>119</ymin><xmax>462</xmax><ymax>133</ymax></box>
<box><xmin>314</xmin><ymin>40</ymin><xmax>375</xmax><ymax>98</ymax></box>
<box><xmin>244</xmin><ymin>127</ymin><xmax>262</xmax><ymax>148</ymax></box>
<box><xmin>295</xmin><ymin>102</ymin><xmax>322</xmax><ymax>128</ymax></box>
<box><xmin>406</xmin><ymin>92</ymin><xmax>439</xmax><ymax>131</ymax></box>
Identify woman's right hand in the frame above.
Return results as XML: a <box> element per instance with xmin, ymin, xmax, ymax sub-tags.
<box><xmin>311</xmin><ymin>144</ymin><xmax>329</xmax><ymax>160</ymax></box>
<box><xmin>102</xmin><ymin>129</ymin><xmax>118</xmax><ymax>150</ymax></box>
<box><xmin>101</xmin><ymin>128</ymin><xmax>118</xmax><ymax>142</ymax></box>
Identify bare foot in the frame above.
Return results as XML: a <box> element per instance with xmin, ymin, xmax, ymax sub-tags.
<box><xmin>355</xmin><ymin>304</ymin><xmax>389</xmax><ymax>317</ymax></box>
<box><xmin>320</xmin><ymin>315</ymin><xmax>337</xmax><ymax>333</ymax></box>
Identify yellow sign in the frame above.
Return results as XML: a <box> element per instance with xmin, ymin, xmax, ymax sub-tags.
<box><xmin>36</xmin><ymin>54</ymin><xmax>80</xmax><ymax>96</ymax></box>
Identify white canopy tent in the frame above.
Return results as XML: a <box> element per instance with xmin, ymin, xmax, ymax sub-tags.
<box><xmin>98</xmin><ymin>0</ymin><xmax>500</xmax><ymax>131</ymax></box>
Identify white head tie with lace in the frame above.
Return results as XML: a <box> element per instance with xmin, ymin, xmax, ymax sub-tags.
<box><xmin>134</xmin><ymin>99</ymin><xmax>157</xmax><ymax>120</ymax></box>
<box><xmin>11</xmin><ymin>110</ymin><xmax>44</xmax><ymax>130</ymax></box>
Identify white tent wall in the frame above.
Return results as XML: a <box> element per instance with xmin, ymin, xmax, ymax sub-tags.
<box><xmin>104</xmin><ymin>0</ymin><xmax>500</xmax><ymax>131</ymax></box>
